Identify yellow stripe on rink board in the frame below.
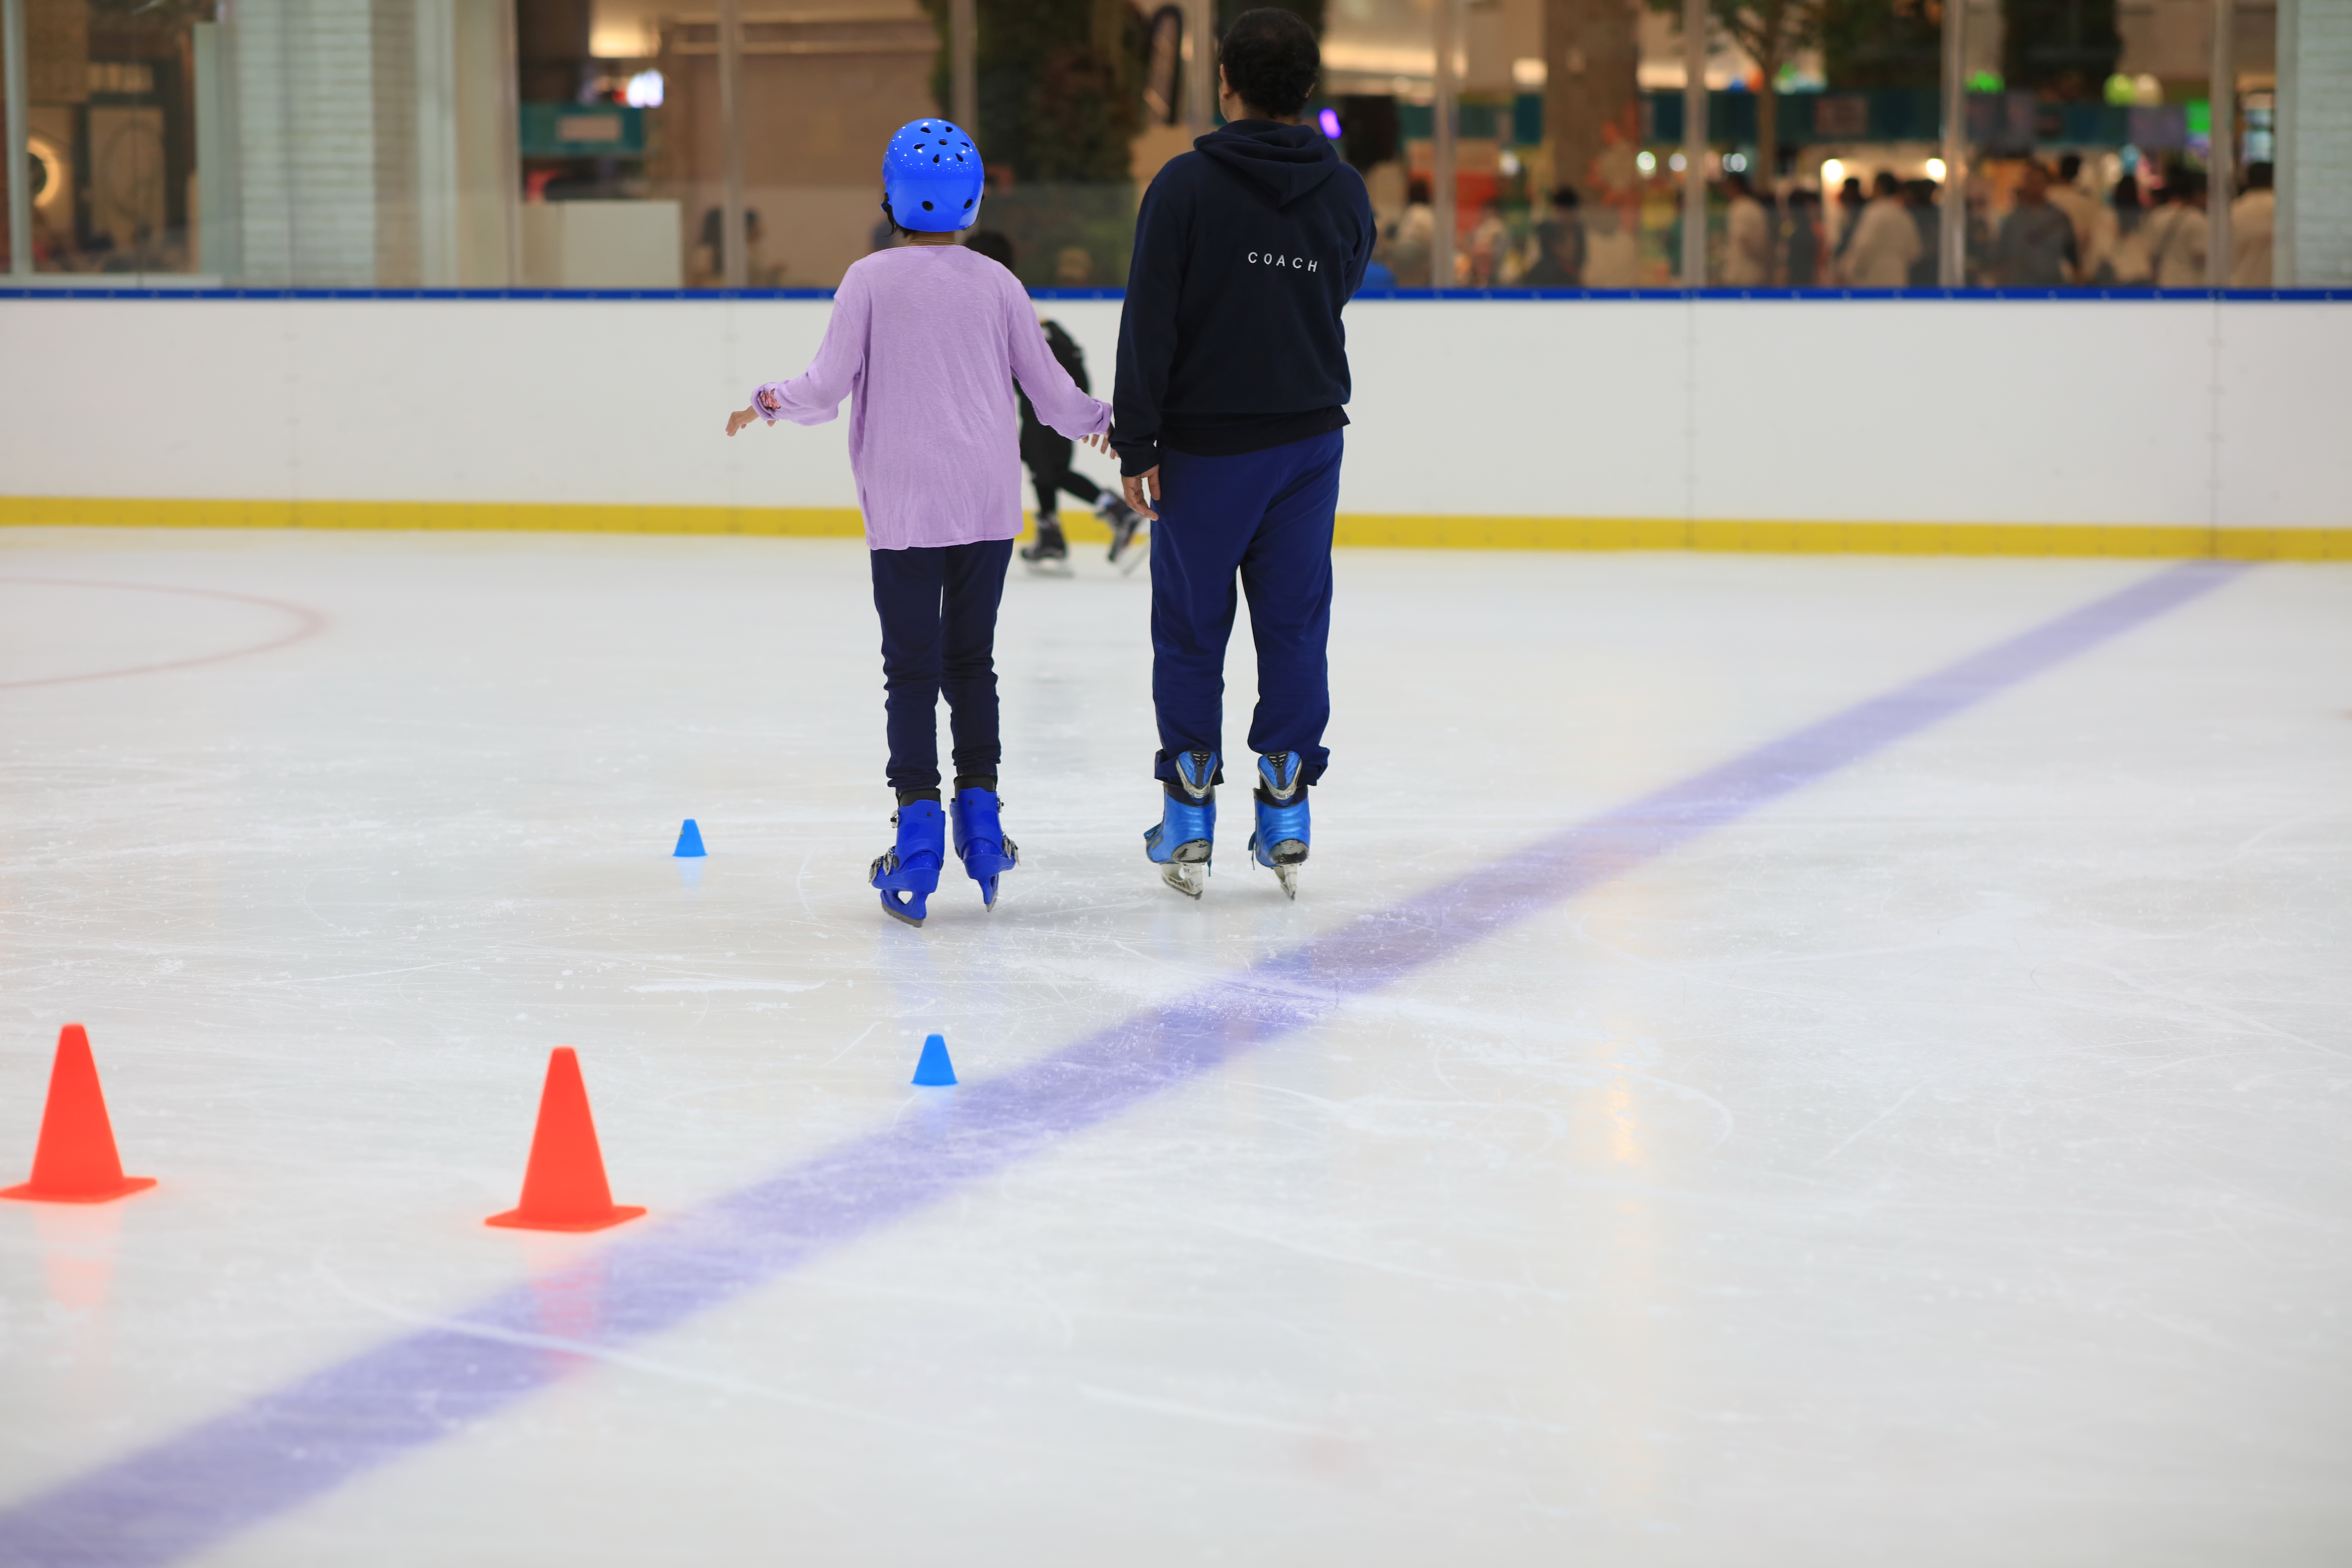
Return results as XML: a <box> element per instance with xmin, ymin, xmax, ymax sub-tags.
<box><xmin>1</xmin><ymin>497</ymin><xmax>2344</xmax><ymax>559</ymax></box>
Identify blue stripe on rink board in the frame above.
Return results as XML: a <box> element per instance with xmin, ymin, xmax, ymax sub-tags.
<box><xmin>0</xmin><ymin>560</ymin><xmax>2248</xmax><ymax>1568</ymax></box>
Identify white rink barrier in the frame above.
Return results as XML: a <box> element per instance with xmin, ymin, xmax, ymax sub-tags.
<box><xmin>1</xmin><ymin>294</ymin><xmax>2346</xmax><ymax>554</ymax></box>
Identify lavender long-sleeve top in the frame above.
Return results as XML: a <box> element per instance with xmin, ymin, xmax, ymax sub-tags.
<box><xmin>753</xmin><ymin>244</ymin><xmax>1112</xmax><ymax>551</ymax></box>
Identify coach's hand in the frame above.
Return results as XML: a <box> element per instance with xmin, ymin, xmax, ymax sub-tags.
<box><xmin>1123</xmin><ymin>466</ymin><xmax>1160</xmax><ymax>522</ymax></box>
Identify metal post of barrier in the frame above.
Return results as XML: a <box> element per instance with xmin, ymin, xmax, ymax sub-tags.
<box><xmin>1939</xmin><ymin>0</ymin><xmax>1967</xmax><ymax>286</ymax></box>
<box><xmin>3</xmin><ymin>0</ymin><xmax>28</xmax><ymax>277</ymax></box>
<box><xmin>2209</xmin><ymin>0</ymin><xmax>2235</xmax><ymax>286</ymax></box>
<box><xmin>949</xmin><ymin>0</ymin><xmax>976</xmax><ymax>131</ymax></box>
<box><xmin>496</xmin><ymin>0</ymin><xmax>523</xmax><ymax>286</ymax></box>
<box><xmin>719</xmin><ymin>0</ymin><xmax>746</xmax><ymax>288</ymax></box>
<box><xmin>1432</xmin><ymin>0</ymin><xmax>1458</xmax><ymax>289</ymax></box>
<box><xmin>1681</xmin><ymin>0</ymin><xmax>1706</xmax><ymax>286</ymax></box>
<box><xmin>2274</xmin><ymin>0</ymin><xmax>2299</xmax><ymax>286</ymax></box>
<box><xmin>1185</xmin><ymin>0</ymin><xmax>1213</xmax><ymax>134</ymax></box>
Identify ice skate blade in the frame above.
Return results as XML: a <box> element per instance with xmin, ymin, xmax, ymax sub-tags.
<box><xmin>1023</xmin><ymin>556</ymin><xmax>1074</xmax><ymax>578</ymax></box>
<box><xmin>1116</xmin><ymin>538</ymin><xmax>1148</xmax><ymax>577</ymax></box>
<box><xmin>1248</xmin><ymin>832</ymin><xmax>1307</xmax><ymax>899</ymax></box>
<box><xmin>878</xmin><ymin>892</ymin><xmax>926</xmax><ymax>927</ymax></box>
<box><xmin>1160</xmin><ymin>861</ymin><xmax>1206</xmax><ymax>899</ymax></box>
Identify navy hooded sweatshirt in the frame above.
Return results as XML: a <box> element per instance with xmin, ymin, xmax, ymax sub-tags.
<box><xmin>1111</xmin><ymin>121</ymin><xmax>1376</xmax><ymax>477</ymax></box>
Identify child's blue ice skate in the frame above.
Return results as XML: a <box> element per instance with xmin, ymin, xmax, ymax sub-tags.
<box><xmin>950</xmin><ymin>787</ymin><xmax>1019</xmax><ymax>909</ymax></box>
<box><xmin>870</xmin><ymin>798</ymin><xmax>945</xmax><ymax>926</ymax></box>
<box><xmin>1247</xmin><ymin>751</ymin><xmax>1310</xmax><ymax>901</ymax></box>
<box><xmin>1144</xmin><ymin>748</ymin><xmax>1219</xmax><ymax>899</ymax></box>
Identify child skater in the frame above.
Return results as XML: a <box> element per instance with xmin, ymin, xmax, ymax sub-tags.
<box><xmin>727</xmin><ymin>119</ymin><xmax>1112</xmax><ymax>926</ymax></box>
<box><xmin>959</xmin><ymin>229</ymin><xmax>1148</xmax><ymax>575</ymax></box>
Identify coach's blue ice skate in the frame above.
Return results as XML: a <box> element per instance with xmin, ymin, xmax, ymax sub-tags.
<box><xmin>1144</xmin><ymin>748</ymin><xmax>1219</xmax><ymax>899</ymax></box>
<box><xmin>870</xmin><ymin>798</ymin><xmax>945</xmax><ymax>926</ymax></box>
<box><xmin>950</xmin><ymin>786</ymin><xmax>1019</xmax><ymax>909</ymax></box>
<box><xmin>1247</xmin><ymin>752</ymin><xmax>1310</xmax><ymax>900</ymax></box>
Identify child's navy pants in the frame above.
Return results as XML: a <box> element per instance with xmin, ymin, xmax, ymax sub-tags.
<box><xmin>869</xmin><ymin>538</ymin><xmax>1013</xmax><ymax>792</ymax></box>
<box><xmin>1149</xmin><ymin>430</ymin><xmax>1342</xmax><ymax>789</ymax></box>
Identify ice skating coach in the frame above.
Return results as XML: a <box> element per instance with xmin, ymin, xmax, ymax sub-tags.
<box><xmin>1112</xmin><ymin>6</ymin><xmax>1375</xmax><ymax>901</ymax></box>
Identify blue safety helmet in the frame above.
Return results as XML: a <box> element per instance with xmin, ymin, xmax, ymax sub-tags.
<box><xmin>883</xmin><ymin>118</ymin><xmax>984</xmax><ymax>232</ymax></box>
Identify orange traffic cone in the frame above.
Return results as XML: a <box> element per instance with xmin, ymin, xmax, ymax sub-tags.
<box><xmin>485</xmin><ymin>1047</ymin><xmax>645</xmax><ymax>1232</ymax></box>
<box><xmin>2</xmin><ymin>1024</ymin><xmax>157</xmax><ymax>1204</ymax></box>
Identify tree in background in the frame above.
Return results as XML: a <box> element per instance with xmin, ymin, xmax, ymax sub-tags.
<box><xmin>1650</xmin><ymin>0</ymin><xmax>1828</xmax><ymax>179</ymax></box>
<box><xmin>1543</xmin><ymin>0</ymin><xmax>1643</xmax><ymax>210</ymax></box>
<box><xmin>1819</xmin><ymin>0</ymin><xmax>1942</xmax><ymax>90</ymax></box>
<box><xmin>918</xmin><ymin>0</ymin><xmax>1158</xmax><ymax>285</ymax></box>
<box><xmin>923</xmin><ymin>0</ymin><xmax>1145</xmax><ymax>183</ymax></box>
<box><xmin>2001</xmin><ymin>0</ymin><xmax>2118</xmax><ymax>100</ymax></box>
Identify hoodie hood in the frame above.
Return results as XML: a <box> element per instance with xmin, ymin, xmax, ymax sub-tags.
<box><xmin>1194</xmin><ymin>120</ymin><xmax>1341</xmax><ymax>210</ymax></box>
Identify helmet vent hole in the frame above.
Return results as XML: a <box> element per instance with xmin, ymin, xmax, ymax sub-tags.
<box><xmin>922</xmin><ymin>200</ymin><xmax>934</xmax><ymax>210</ymax></box>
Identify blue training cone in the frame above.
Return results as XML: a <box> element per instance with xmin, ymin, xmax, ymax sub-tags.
<box><xmin>674</xmin><ymin>819</ymin><xmax>706</xmax><ymax>857</ymax></box>
<box><xmin>911</xmin><ymin>1033</ymin><xmax>956</xmax><ymax>1087</ymax></box>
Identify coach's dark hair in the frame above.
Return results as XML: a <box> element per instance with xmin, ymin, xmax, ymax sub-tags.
<box><xmin>1219</xmin><ymin>8</ymin><xmax>1320</xmax><ymax>120</ymax></box>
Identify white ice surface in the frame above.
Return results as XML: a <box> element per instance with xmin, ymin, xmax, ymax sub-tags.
<box><xmin>1</xmin><ymin>531</ymin><xmax>2348</xmax><ymax>1565</ymax></box>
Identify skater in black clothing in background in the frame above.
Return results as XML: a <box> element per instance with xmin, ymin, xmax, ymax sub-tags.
<box><xmin>963</xmin><ymin>230</ymin><xmax>1148</xmax><ymax>574</ymax></box>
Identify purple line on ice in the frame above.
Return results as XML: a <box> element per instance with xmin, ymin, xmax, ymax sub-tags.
<box><xmin>0</xmin><ymin>560</ymin><xmax>2244</xmax><ymax>1568</ymax></box>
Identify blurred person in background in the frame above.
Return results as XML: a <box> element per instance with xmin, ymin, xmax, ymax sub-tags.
<box><xmin>2231</xmin><ymin>162</ymin><xmax>2275</xmax><ymax>287</ymax></box>
<box><xmin>1582</xmin><ymin>201</ymin><xmax>1640</xmax><ymax>287</ymax></box>
<box><xmin>1721</xmin><ymin>172</ymin><xmax>1771</xmax><ymax>287</ymax></box>
<box><xmin>1905</xmin><ymin>178</ymin><xmax>1941</xmax><ymax>287</ymax></box>
<box><xmin>1966</xmin><ymin>180</ymin><xmax>2000</xmax><ymax>283</ymax></box>
<box><xmin>1521</xmin><ymin>190</ymin><xmax>1587</xmax><ymax>287</ymax></box>
<box><xmin>1112</xmin><ymin>6</ymin><xmax>1375</xmax><ymax>902</ymax></box>
<box><xmin>693</xmin><ymin>208</ymin><xmax>779</xmax><ymax>287</ymax></box>
<box><xmin>1994</xmin><ymin>161</ymin><xmax>2078</xmax><ymax>287</ymax></box>
<box><xmin>699</xmin><ymin>209</ymin><xmax>730</xmax><ymax>282</ymax></box>
<box><xmin>1388</xmin><ymin>178</ymin><xmax>1435</xmax><ymax>286</ymax></box>
<box><xmin>2083</xmin><ymin>170</ymin><xmax>2149</xmax><ymax>284</ymax></box>
<box><xmin>1840</xmin><ymin>171</ymin><xmax>1920</xmax><ymax>286</ymax></box>
<box><xmin>1465</xmin><ymin>198</ymin><xmax>1510</xmax><ymax>286</ymax></box>
<box><xmin>2046</xmin><ymin>152</ymin><xmax>2098</xmax><ymax>260</ymax></box>
<box><xmin>963</xmin><ymin>230</ymin><xmax>1149</xmax><ymax>574</ymax></box>
<box><xmin>1782</xmin><ymin>187</ymin><xmax>1825</xmax><ymax>285</ymax></box>
<box><xmin>1055</xmin><ymin>248</ymin><xmax>1096</xmax><ymax>287</ymax></box>
<box><xmin>2145</xmin><ymin>167</ymin><xmax>2209</xmax><ymax>288</ymax></box>
<box><xmin>1830</xmin><ymin>175</ymin><xmax>1867</xmax><ymax>272</ymax></box>
<box><xmin>1528</xmin><ymin>188</ymin><xmax>1589</xmax><ymax>285</ymax></box>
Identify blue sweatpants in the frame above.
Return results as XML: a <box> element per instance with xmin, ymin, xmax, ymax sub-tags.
<box><xmin>1149</xmin><ymin>429</ymin><xmax>1342</xmax><ymax>788</ymax></box>
<box><xmin>869</xmin><ymin>538</ymin><xmax>1014</xmax><ymax>792</ymax></box>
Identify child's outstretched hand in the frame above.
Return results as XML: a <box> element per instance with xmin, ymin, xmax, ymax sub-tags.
<box><xmin>726</xmin><ymin>405</ymin><xmax>764</xmax><ymax>437</ymax></box>
<box><xmin>1081</xmin><ymin>432</ymin><xmax>1113</xmax><ymax>455</ymax></box>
